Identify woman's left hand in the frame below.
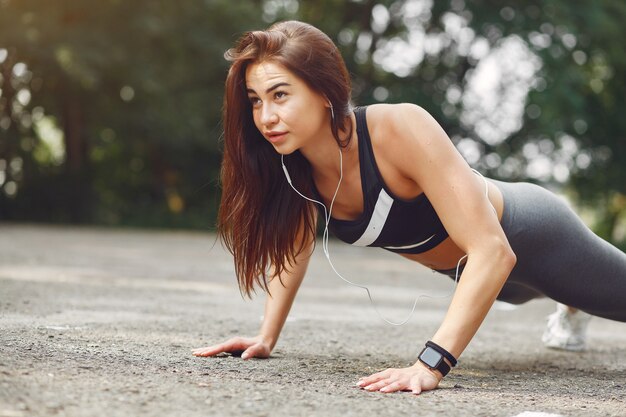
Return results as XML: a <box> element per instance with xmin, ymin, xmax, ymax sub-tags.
<box><xmin>356</xmin><ymin>362</ymin><xmax>442</xmax><ymax>394</ymax></box>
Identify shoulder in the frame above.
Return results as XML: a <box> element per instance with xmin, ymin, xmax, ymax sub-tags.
<box><xmin>361</xmin><ymin>103</ymin><xmax>461</xmax><ymax>182</ymax></box>
<box><xmin>363</xmin><ymin>103</ymin><xmax>443</xmax><ymax>157</ymax></box>
<box><xmin>364</xmin><ymin>102</ymin><xmax>429</xmax><ymax>122</ymax></box>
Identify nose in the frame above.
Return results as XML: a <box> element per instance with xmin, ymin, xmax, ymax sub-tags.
<box><xmin>259</xmin><ymin>103</ymin><xmax>279</xmax><ymax>127</ymax></box>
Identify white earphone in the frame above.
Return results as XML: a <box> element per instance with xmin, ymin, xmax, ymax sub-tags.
<box><xmin>280</xmin><ymin>106</ymin><xmax>494</xmax><ymax>326</ymax></box>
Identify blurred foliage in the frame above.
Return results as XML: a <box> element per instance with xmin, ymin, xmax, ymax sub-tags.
<box><xmin>0</xmin><ymin>0</ymin><xmax>624</xmax><ymax>247</ymax></box>
<box><xmin>0</xmin><ymin>0</ymin><xmax>264</xmax><ymax>228</ymax></box>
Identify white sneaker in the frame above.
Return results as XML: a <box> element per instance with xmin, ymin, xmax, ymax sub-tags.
<box><xmin>541</xmin><ymin>303</ymin><xmax>591</xmax><ymax>351</ymax></box>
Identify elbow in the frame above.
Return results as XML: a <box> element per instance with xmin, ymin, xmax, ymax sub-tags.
<box><xmin>505</xmin><ymin>246</ymin><xmax>517</xmax><ymax>272</ymax></box>
<box><xmin>494</xmin><ymin>238</ymin><xmax>517</xmax><ymax>273</ymax></box>
<box><xmin>473</xmin><ymin>236</ymin><xmax>516</xmax><ymax>273</ymax></box>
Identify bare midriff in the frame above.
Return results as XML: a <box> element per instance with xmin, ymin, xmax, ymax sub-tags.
<box><xmin>398</xmin><ymin>179</ymin><xmax>505</xmax><ymax>271</ymax></box>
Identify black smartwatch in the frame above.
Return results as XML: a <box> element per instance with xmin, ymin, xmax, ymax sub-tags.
<box><xmin>418</xmin><ymin>341</ymin><xmax>457</xmax><ymax>377</ymax></box>
<box><xmin>418</xmin><ymin>346</ymin><xmax>450</xmax><ymax>376</ymax></box>
<box><xmin>426</xmin><ymin>340</ymin><xmax>457</xmax><ymax>366</ymax></box>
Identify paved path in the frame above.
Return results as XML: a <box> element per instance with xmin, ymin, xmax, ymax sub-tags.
<box><xmin>0</xmin><ymin>223</ymin><xmax>624</xmax><ymax>416</ymax></box>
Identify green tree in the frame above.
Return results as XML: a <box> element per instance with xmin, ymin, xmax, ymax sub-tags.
<box><xmin>0</xmin><ymin>0</ymin><xmax>265</xmax><ymax>227</ymax></box>
<box><xmin>1</xmin><ymin>0</ymin><xmax>624</xmax><ymax>247</ymax></box>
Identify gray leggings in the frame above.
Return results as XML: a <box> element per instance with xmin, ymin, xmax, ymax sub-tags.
<box><xmin>436</xmin><ymin>180</ymin><xmax>626</xmax><ymax>322</ymax></box>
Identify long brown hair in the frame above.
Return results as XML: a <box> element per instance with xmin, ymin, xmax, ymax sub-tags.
<box><xmin>219</xmin><ymin>20</ymin><xmax>353</xmax><ymax>297</ymax></box>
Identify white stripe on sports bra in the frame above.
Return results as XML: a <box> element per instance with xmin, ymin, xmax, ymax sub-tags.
<box><xmin>351</xmin><ymin>188</ymin><xmax>394</xmax><ymax>246</ymax></box>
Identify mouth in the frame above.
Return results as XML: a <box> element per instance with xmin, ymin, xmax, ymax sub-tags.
<box><xmin>266</xmin><ymin>131</ymin><xmax>288</xmax><ymax>143</ymax></box>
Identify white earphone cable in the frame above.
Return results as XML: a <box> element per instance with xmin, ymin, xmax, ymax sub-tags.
<box><xmin>281</xmin><ymin>151</ymin><xmax>493</xmax><ymax>326</ymax></box>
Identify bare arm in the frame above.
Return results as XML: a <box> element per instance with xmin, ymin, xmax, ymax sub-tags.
<box><xmin>389</xmin><ymin>104</ymin><xmax>516</xmax><ymax>359</ymax></box>
<box><xmin>358</xmin><ymin>103</ymin><xmax>516</xmax><ymax>394</ymax></box>
<box><xmin>193</xmin><ymin>218</ymin><xmax>315</xmax><ymax>359</ymax></box>
<box><xmin>257</xmin><ymin>237</ymin><xmax>314</xmax><ymax>353</ymax></box>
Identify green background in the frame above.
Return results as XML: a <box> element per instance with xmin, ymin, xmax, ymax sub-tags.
<box><xmin>1</xmin><ymin>0</ymin><xmax>624</xmax><ymax>248</ymax></box>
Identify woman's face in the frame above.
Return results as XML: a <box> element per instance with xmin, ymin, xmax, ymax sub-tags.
<box><xmin>245</xmin><ymin>60</ymin><xmax>330</xmax><ymax>154</ymax></box>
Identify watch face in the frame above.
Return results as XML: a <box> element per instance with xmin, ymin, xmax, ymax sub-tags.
<box><xmin>420</xmin><ymin>347</ymin><xmax>443</xmax><ymax>368</ymax></box>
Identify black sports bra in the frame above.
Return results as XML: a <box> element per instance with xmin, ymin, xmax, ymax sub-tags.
<box><xmin>316</xmin><ymin>106</ymin><xmax>449</xmax><ymax>254</ymax></box>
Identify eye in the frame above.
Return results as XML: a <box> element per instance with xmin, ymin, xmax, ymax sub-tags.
<box><xmin>274</xmin><ymin>91</ymin><xmax>287</xmax><ymax>100</ymax></box>
<box><xmin>248</xmin><ymin>97</ymin><xmax>261</xmax><ymax>107</ymax></box>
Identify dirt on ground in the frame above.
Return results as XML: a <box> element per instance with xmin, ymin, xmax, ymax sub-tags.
<box><xmin>0</xmin><ymin>223</ymin><xmax>624</xmax><ymax>417</ymax></box>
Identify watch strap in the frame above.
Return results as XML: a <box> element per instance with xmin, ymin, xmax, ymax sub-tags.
<box><xmin>434</xmin><ymin>358</ymin><xmax>451</xmax><ymax>377</ymax></box>
<box><xmin>426</xmin><ymin>340</ymin><xmax>457</xmax><ymax>367</ymax></box>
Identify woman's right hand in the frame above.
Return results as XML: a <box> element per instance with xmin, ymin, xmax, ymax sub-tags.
<box><xmin>191</xmin><ymin>335</ymin><xmax>271</xmax><ymax>360</ymax></box>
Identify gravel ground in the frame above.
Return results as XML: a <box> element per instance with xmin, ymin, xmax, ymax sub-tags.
<box><xmin>0</xmin><ymin>223</ymin><xmax>624</xmax><ymax>417</ymax></box>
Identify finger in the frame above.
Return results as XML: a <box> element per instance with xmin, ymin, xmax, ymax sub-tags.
<box><xmin>191</xmin><ymin>338</ymin><xmax>247</xmax><ymax>357</ymax></box>
<box><xmin>191</xmin><ymin>345</ymin><xmax>225</xmax><ymax>357</ymax></box>
<box><xmin>357</xmin><ymin>370</ymin><xmax>391</xmax><ymax>387</ymax></box>
<box><xmin>192</xmin><ymin>348</ymin><xmax>227</xmax><ymax>357</ymax></box>
<box><xmin>241</xmin><ymin>345</ymin><xmax>258</xmax><ymax>360</ymax></box>
<box><xmin>245</xmin><ymin>341</ymin><xmax>271</xmax><ymax>359</ymax></box>
<box><xmin>193</xmin><ymin>338</ymin><xmax>232</xmax><ymax>353</ymax></box>
<box><xmin>410</xmin><ymin>379</ymin><xmax>423</xmax><ymax>395</ymax></box>
<box><xmin>363</xmin><ymin>378</ymin><xmax>393</xmax><ymax>392</ymax></box>
<box><xmin>379</xmin><ymin>381</ymin><xmax>406</xmax><ymax>393</ymax></box>
<box><xmin>191</xmin><ymin>339</ymin><xmax>239</xmax><ymax>356</ymax></box>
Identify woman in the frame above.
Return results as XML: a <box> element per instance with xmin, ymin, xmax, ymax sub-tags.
<box><xmin>192</xmin><ymin>20</ymin><xmax>626</xmax><ymax>394</ymax></box>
